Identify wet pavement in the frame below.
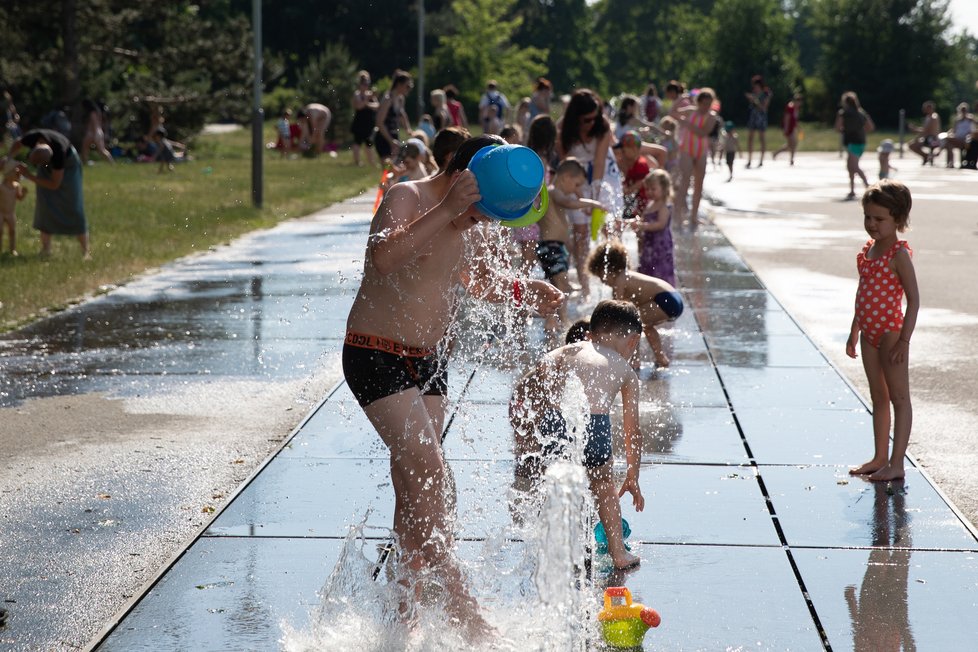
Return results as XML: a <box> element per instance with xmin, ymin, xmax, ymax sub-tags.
<box><xmin>0</xmin><ymin>200</ymin><xmax>366</xmax><ymax>650</ymax></box>
<box><xmin>703</xmin><ymin>151</ymin><xmax>978</xmax><ymax>527</ymax></box>
<box><xmin>76</xmin><ymin>186</ymin><xmax>978</xmax><ymax>650</ymax></box>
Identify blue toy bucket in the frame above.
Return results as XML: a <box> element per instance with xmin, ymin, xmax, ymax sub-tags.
<box><xmin>468</xmin><ymin>144</ymin><xmax>548</xmax><ymax>226</ymax></box>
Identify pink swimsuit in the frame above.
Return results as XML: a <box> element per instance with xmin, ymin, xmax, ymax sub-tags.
<box><xmin>855</xmin><ymin>239</ymin><xmax>911</xmax><ymax>348</ymax></box>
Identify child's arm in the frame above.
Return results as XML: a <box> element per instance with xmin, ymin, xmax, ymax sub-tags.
<box><xmin>617</xmin><ymin>372</ymin><xmax>645</xmax><ymax>512</ymax></box>
<box><xmin>550</xmin><ymin>187</ymin><xmax>602</xmax><ymax>211</ymax></box>
<box><xmin>846</xmin><ymin>315</ymin><xmax>860</xmax><ymax>359</ymax></box>
<box><xmin>15</xmin><ymin>182</ymin><xmax>27</xmax><ymax>200</ymax></box>
<box><xmin>631</xmin><ymin>203</ymin><xmax>668</xmax><ymax>233</ymax></box>
<box><xmin>369</xmin><ymin>172</ymin><xmax>482</xmax><ymax>275</ymax></box>
<box><xmin>462</xmin><ymin>234</ymin><xmax>564</xmax><ymax>316</ymax></box>
<box><xmin>890</xmin><ymin>248</ymin><xmax>919</xmax><ymax>365</ymax></box>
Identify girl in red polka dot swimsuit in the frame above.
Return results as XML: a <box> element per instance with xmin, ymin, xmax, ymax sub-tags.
<box><xmin>846</xmin><ymin>181</ymin><xmax>919</xmax><ymax>482</ymax></box>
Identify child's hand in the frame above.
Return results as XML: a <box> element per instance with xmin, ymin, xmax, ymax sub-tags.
<box><xmin>889</xmin><ymin>339</ymin><xmax>909</xmax><ymax>364</ymax></box>
<box><xmin>523</xmin><ymin>279</ymin><xmax>564</xmax><ymax>316</ymax></box>
<box><xmin>443</xmin><ymin>169</ymin><xmax>482</xmax><ymax>219</ymax></box>
<box><xmin>845</xmin><ymin>333</ymin><xmax>858</xmax><ymax>359</ymax></box>
<box><xmin>618</xmin><ymin>469</ymin><xmax>645</xmax><ymax>512</ymax></box>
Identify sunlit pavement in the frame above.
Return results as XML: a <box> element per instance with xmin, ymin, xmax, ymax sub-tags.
<box><xmin>86</xmin><ymin>173</ymin><xmax>978</xmax><ymax>650</ymax></box>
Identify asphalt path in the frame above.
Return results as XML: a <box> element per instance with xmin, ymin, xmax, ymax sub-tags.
<box><xmin>704</xmin><ymin>151</ymin><xmax>978</xmax><ymax>525</ymax></box>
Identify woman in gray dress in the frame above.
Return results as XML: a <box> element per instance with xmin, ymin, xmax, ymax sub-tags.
<box><xmin>10</xmin><ymin>128</ymin><xmax>88</xmax><ymax>257</ymax></box>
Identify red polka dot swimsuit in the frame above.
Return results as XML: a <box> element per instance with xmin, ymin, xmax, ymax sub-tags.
<box><xmin>856</xmin><ymin>239</ymin><xmax>911</xmax><ymax>348</ymax></box>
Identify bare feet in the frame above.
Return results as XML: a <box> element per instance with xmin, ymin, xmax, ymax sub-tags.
<box><xmin>654</xmin><ymin>351</ymin><xmax>671</xmax><ymax>368</ymax></box>
<box><xmin>611</xmin><ymin>550</ymin><xmax>641</xmax><ymax>570</ymax></box>
<box><xmin>868</xmin><ymin>463</ymin><xmax>905</xmax><ymax>482</ymax></box>
<box><xmin>849</xmin><ymin>459</ymin><xmax>887</xmax><ymax>476</ymax></box>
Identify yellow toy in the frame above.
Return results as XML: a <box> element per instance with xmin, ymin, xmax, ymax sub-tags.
<box><xmin>598</xmin><ymin>586</ymin><xmax>660</xmax><ymax>648</ymax></box>
<box><xmin>590</xmin><ymin>207</ymin><xmax>606</xmax><ymax>240</ymax></box>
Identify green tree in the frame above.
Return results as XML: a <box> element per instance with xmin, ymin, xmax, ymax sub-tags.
<box><xmin>513</xmin><ymin>0</ymin><xmax>602</xmax><ymax>95</ymax></box>
<box><xmin>0</xmin><ymin>1</ymin><xmax>252</xmax><ymax>140</ymax></box>
<box><xmin>809</xmin><ymin>0</ymin><xmax>954</xmax><ymax>126</ymax></box>
<box><xmin>594</xmin><ymin>0</ymin><xmax>714</xmax><ymax>99</ymax></box>
<box><xmin>430</xmin><ymin>0</ymin><xmax>548</xmax><ymax>112</ymax></box>
<box><xmin>707</xmin><ymin>0</ymin><xmax>801</xmax><ymax>126</ymax></box>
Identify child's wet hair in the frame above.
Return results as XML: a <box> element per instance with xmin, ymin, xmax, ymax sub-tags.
<box><xmin>432</xmin><ymin>126</ymin><xmax>470</xmax><ymax>171</ymax></box>
<box><xmin>862</xmin><ymin>180</ymin><xmax>912</xmax><ymax>230</ymax></box>
<box><xmin>444</xmin><ymin>134</ymin><xmax>505</xmax><ymax>174</ymax></box>
<box><xmin>587</xmin><ymin>240</ymin><xmax>629</xmax><ymax>278</ymax></box>
<box><xmin>590</xmin><ymin>300</ymin><xmax>642</xmax><ymax>337</ymax></box>
<box><xmin>565</xmin><ymin>318</ymin><xmax>591</xmax><ymax>344</ymax></box>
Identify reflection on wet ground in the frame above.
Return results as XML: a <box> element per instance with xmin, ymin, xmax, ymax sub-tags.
<box><xmin>0</xmin><ymin>220</ymin><xmax>363</xmax><ymax>407</ymax></box>
<box><xmin>76</xmin><ymin>197</ymin><xmax>978</xmax><ymax>650</ymax></box>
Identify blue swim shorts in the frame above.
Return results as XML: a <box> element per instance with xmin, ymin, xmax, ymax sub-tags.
<box><xmin>653</xmin><ymin>291</ymin><xmax>684</xmax><ymax>320</ymax></box>
<box><xmin>538</xmin><ymin>409</ymin><xmax>613</xmax><ymax>468</ymax></box>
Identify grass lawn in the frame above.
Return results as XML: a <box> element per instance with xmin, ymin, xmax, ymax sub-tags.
<box><xmin>0</xmin><ymin>124</ymin><xmax>377</xmax><ymax>332</ymax></box>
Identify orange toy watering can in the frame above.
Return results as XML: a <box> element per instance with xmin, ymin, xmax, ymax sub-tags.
<box><xmin>597</xmin><ymin>586</ymin><xmax>661</xmax><ymax>648</ymax></box>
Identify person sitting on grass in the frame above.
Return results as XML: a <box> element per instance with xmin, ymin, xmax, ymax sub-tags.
<box><xmin>587</xmin><ymin>240</ymin><xmax>683</xmax><ymax>369</ymax></box>
<box><xmin>509</xmin><ymin>299</ymin><xmax>645</xmax><ymax>570</ymax></box>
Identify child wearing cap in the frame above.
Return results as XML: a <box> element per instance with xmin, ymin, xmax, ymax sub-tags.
<box><xmin>877</xmin><ymin>139</ymin><xmax>896</xmax><ymax>179</ymax></box>
<box><xmin>615</xmin><ymin>130</ymin><xmax>652</xmax><ymax>222</ymax></box>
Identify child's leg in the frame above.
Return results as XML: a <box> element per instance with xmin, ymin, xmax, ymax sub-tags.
<box><xmin>746</xmin><ymin>130</ymin><xmax>755</xmax><ymax>165</ymax></box>
<box><xmin>850</xmin><ymin>336</ymin><xmax>892</xmax><ymax>475</ymax></box>
<box><xmin>364</xmin><ymin>389</ymin><xmax>491</xmax><ymax>637</ymax></box>
<box><xmin>758</xmin><ymin>129</ymin><xmax>767</xmax><ymax>164</ymax></box>
<box><xmin>571</xmin><ymin>224</ymin><xmax>590</xmax><ymax>298</ymax></box>
<box><xmin>675</xmin><ymin>155</ymin><xmax>693</xmax><ymax>222</ymax></box>
<box><xmin>4</xmin><ymin>215</ymin><xmax>15</xmax><ymax>253</ymax></box>
<box><xmin>639</xmin><ymin>302</ymin><xmax>670</xmax><ymax>367</ymax></box>
<box><xmin>871</xmin><ymin>333</ymin><xmax>912</xmax><ymax>481</ymax></box>
<box><xmin>587</xmin><ymin>462</ymin><xmax>639</xmax><ymax>569</ymax></box>
<box><xmin>690</xmin><ymin>155</ymin><xmax>708</xmax><ymax>225</ymax></box>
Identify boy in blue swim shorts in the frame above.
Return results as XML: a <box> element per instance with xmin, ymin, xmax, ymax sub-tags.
<box><xmin>587</xmin><ymin>240</ymin><xmax>684</xmax><ymax>368</ymax></box>
<box><xmin>510</xmin><ymin>299</ymin><xmax>645</xmax><ymax>569</ymax></box>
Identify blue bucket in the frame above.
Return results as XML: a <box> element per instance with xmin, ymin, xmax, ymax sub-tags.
<box><xmin>468</xmin><ymin>144</ymin><xmax>548</xmax><ymax>224</ymax></box>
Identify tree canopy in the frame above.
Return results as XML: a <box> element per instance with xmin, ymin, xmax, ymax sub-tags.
<box><xmin>1</xmin><ymin>0</ymin><xmax>975</xmax><ymax>144</ymax></box>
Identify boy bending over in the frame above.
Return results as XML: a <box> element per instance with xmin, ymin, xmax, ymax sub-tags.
<box><xmin>587</xmin><ymin>240</ymin><xmax>683</xmax><ymax>368</ymax></box>
<box><xmin>510</xmin><ymin>300</ymin><xmax>645</xmax><ymax>570</ymax></box>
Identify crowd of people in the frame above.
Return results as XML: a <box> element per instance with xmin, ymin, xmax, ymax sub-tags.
<box><xmin>333</xmin><ymin>67</ymin><xmax>956</xmax><ymax>642</ymax></box>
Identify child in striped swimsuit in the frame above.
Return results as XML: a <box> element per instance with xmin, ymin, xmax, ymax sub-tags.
<box><xmin>672</xmin><ymin>88</ymin><xmax>718</xmax><ymax>229</ymax></box>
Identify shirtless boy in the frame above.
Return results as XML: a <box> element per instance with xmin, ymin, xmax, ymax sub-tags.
<box><xmin>908</xmin><ymin>101</ymin><xmax>941</xmax><ymax>165</ymax></box>
<box><xmin>537</xmin><ymin>158</ymin><xmax>601</xmax><ymax>333</ymax></box>
<box><xmin>510</xmin><ymin>299</ymin><xmax>645</xmax><ymax>570</ymax></box>
<box><xmin>587</xmin><ymin>240</ymin><xmax>684</xmax><ymax>368</ymax></box>
<box><xmin>343</xmin><ymin>134</ymin><xmax>563</xmax><ymax>639</ymax></box>
<box><xmin>548</xmin><ymin>157</ymin><xmax>603</xmax><ymax>302</ymax></box>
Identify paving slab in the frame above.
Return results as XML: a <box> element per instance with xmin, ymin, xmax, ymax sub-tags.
<box><xmin>91</xmin><ymin>191</ymin><xmax>978</xmax><ymax>651</ymax></box>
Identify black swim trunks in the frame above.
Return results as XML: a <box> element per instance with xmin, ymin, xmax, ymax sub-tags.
<box><xmin>342</xmin><ymin>331</ymin><xmax>448</xmax><ymax>407</ymax></box>
<box><xmin>535</xmin><ymin>240</ymin><xmax>570</xmax><ymax>280</ymax></box>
